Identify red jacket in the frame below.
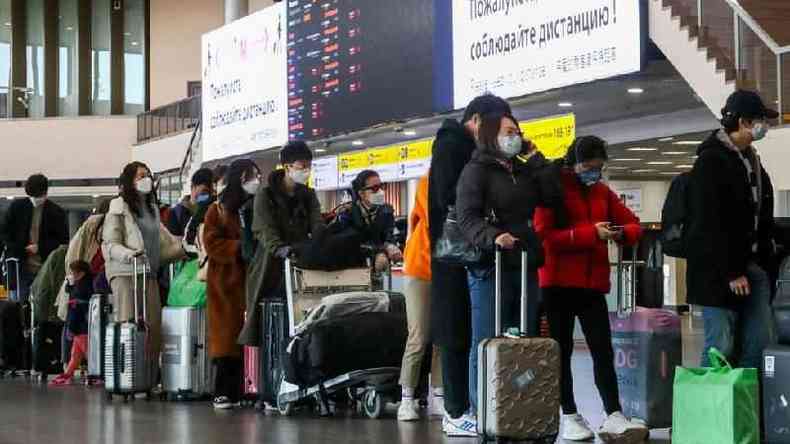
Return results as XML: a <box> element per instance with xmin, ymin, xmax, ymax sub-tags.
<box><xmin>534</xmin><ymin>169</ymin><xmax>642</xmax><ymax>294</ymax></box>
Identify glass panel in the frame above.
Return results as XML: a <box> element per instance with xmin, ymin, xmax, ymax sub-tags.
<box><xmin>26</xmin><ymin>0</ymin><xmax>45</xmax><ymax>118</ymax></box>
<box><xmin>782</xmin><ymin>53</ymin><xmax>790</xmax><ymax>125</ymax></box>
<box><xmin>739</xmin><ymin>20</ymin><xmax>778</xmax><ymax>114</ymax></box>
<box><xmin>0</xmin><ymin>0</ymin><xmax>10</xmax><ymax>118</ymax></box>
<box><xmin>700</xmin><ymin>0</ymin><xmax>736</xmax><ymax>73</ymax></box>
<box><xmin>91</xmin><ymin>0</ymin><xmax>111</xmax><ymax>115</ymax></box>
<box><xmin>58</xmin><ymin>0</ymin><xmax>78</xmax><ymax>116</ymax></box>
<box><xmin>123</xmin><ymin>0</ymin><xmax>145</xmax><ymax>114</ymax></box>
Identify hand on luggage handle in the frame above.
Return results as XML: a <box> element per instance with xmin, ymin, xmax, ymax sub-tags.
<box><xmin>494</xmin><ymin>243</ymin><xmax>529</xmax><ymax>337</ymax></box>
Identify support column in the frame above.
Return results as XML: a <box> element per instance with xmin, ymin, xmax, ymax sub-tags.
<box><xmin>224</xmin><ymin>0</ymin><xmax>249</xmax><ymax>24</ymax></box>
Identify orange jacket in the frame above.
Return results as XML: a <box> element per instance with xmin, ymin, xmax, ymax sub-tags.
<box><xmin>403</xmin><ymin>175</ymin><xmax>431</xmax><ymax>281</ymax></box>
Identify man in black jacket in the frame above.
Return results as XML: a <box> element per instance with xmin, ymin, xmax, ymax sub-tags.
<box><xmin>2</xmin><ymin>174</ymin><xmax>68</xmax><ymax>302</ymax></box>
<box><xmin>687</xmin><ymin>90</ymin><xmax>777</xmax><ymax>370</ymax></box>
<box><xmin>428</xmin><ymin>93</ymin><xmax>512</xmax><ymax>437</ymax></box>
<box><xmin>167</xmin><ymin>167</ymin><xmax>214</xmax><ymax>237</ymax></box>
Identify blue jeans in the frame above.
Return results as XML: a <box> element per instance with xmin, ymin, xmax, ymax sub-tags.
<box><xmin>467</xmin><ymin>266</ymin><xmax>541</xmax><ymax>413</ymax></box>
<box><xmin>701</xmin><ymin>263</ymin><xmax>775</xmax><ymax>370</ymax></box>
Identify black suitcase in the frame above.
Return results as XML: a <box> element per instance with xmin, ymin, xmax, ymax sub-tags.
<box><xmin>763</xmin><ymin>345</ymin><xmax>790</xmax><ymax>443</ymax></box>
<box><xmin>0</xmin><ymin>300</ymin><xmax>25</xmax><ymax>372</ymax></box>
<box><xmin>776</xmin><ymin>257</ymin><xmax>790</xmax><ymax>345</ymax></box>
<box><xmin>259</xmin><ymin>299</ymin><xmax>288</xmax><ymax>405</ymax></box>
<box><xmin>284</xmin><ymin>311</ymin><xmax>407</xmax><ymax>388</ymax></box>
<box><xmin>32</xmin><ymin>321</ymin><xmax>63</xmax><ymax>379</ymax></box>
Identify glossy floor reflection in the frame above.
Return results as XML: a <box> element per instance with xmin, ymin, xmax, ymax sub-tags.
<box><xmin>0</xmin><ymin>315</ymin><xmax>704</xmax><ymax>444</ymax></box>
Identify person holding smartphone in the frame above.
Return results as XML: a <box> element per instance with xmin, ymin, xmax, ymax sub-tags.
<box><xmin>534</xmin><ymin>136</ymin><xmax>647</xmax><ymax>443</ymax></box>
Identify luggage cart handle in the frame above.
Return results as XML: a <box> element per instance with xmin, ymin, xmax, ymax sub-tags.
<box><xmin>494</xmin><ymin>244</ymin><xmax>529</xmax><ymax>337</ymax></box>
<box><xmin>615</xmin><ymin>241</ymin><xmax>639</xmax><ymax>316</ymax></box>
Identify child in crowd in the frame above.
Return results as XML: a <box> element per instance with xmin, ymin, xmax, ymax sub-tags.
<box><xmin>50</xmin><ymin>260</ymin><xmax>93</xmax><ymax>386</ymax></box>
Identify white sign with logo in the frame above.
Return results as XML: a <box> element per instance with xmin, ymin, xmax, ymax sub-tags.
<box><xmin>452</xmin><ymin>0</ymin><xmax>642</xmax><ymax>108</ymax></box>
<box><xmin>617</xmin><ymin>187</ymin><xmax>643</xmax><ymax>213</ymax></box>
<box><xmin>201</xmin><ymin>3</ymin><xmax>288</xmax><ymax>162</ymax></box>
<box><xmin>311</xmin><ymin>156</ymin><xmax>339</xmax><ymax>191</ymax></box>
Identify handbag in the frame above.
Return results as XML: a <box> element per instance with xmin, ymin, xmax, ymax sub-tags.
<box><xmin>432</xmin><ymin>206</ymin><xmax>484</xmax><ymax>267</ymax></box>
<box><xmin>167</xmin><ymin>259</ymin><xmax>207</xmax><ymax>307</ymax></box>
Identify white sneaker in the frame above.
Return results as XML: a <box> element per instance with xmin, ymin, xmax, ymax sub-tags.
<box><xmin>562</xmin><ymin>413</ymin><xmax>595</xmax><ymax>441</ymax></box>
<box><xmin>213</xmin><ymin>396</ymin><xmax>237</xmax><ymax>410</ymax></box>
<box><xmin>597</xmin><ymin>411</ymin><xmax>649</xmax><ymax>443</ymax></box>
<box><xmin>443</xmin><ymin>413</ymin><xmax>478</xmax><ymax>437</ymax></box>
<box><xmin>428</xmin><ymin>395</ymin><xmax>446</xmax><ymax>417</ymax></box>
<box><xmin>397</xmin><ymin>398</ymin><xmax>420</xmax><ymax>421</ymax></box>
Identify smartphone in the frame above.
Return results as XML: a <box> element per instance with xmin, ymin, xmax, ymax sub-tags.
<box><xmin>609</xmin><ymin>225</ymin><xmax>625</xmax><ymax>232</ymax></box>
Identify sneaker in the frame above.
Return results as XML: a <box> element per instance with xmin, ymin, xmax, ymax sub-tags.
<box><xmin>443</xmin><ymin>413</ymin><xmax>478</xmax><ymax>437</ymax></box>
<box><xmin>213</xmin><ymin>396</ymin><xmax>236</xmax><ymax>410</ymax></box>
<box><xmin>397</xmin><ymin>398</ymin><xmax>420</xmax><ymax>421</ymax></box>
<box><xmin>428</xmin><ymin>395</ymin><xmax>446</xmax><ymax>418</ymax></box>
<box><xmin>597</xmin><ymin>411</ymin><xmax>649</xmax><ymax>443</ymax></box>
<box><xmin>562</xmin><ymin>413</ymin><xmax>595</xmax><ymax>441</ymax></box>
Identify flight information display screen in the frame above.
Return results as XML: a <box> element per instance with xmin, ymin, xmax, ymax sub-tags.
<box><xmin>287</xmin><ymin>0</ymin><xmax>437</xmax><ymax>140</ymax></box>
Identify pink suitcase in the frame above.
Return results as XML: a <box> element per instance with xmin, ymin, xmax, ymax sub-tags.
<box><xmin>243</xmin><ymin>346</ymin><xmax>260</xmax><ymax>399</ymax></box>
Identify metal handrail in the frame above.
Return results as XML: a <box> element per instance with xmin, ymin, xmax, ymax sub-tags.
<box><xmin>136</xmin><ymin>95</ymin><xmax>201</xmax><ymax>143</ymax></box>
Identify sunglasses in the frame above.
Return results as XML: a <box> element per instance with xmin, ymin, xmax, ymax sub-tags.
<box><xmin>363</xmin><ymin>184</ymin><xmax>383</xmax><ymax>193</ymax></box>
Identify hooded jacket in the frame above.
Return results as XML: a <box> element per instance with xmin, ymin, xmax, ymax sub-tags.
<box><xmin>685</xmin><ymin>129</ymin><xmax>775</xmax><ymax>308</ymax></box>
<box><xmin>238</xmin><ymin>169</ymin><xmax>323</xmax><ymax>346</ymax></box>
<box><xmin>456</xmin><ymin>147</ymin><xmax>563</xmax><ymax>270</ymax></box>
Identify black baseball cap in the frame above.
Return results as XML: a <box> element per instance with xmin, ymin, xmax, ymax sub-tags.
<box><xmin>722</xmin><ymin>90</ymin><xmax>779</xmax><ymax>119</ymax></box>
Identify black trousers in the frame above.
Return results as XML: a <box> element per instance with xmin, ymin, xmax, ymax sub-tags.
<box><xmin>543</xmin><ymin>287</ymin><xmax>621</xmax><ymax>416</ymax></box>
<box><xmin>439</xmin><ymin>346</ymin><xmax>470</xmax><ymax>419</ymax></box>
<box><xmin>213</xmin><ymin>357</ymin><xmax>243</xmax><ymax>402</ymax></box>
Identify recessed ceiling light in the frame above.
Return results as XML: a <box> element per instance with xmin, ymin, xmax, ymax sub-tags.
<box><xmin>647</xmin><ymin>161</ymin><xmax>673</xmax><ymax>165</ymax></box>
<box><xmin>658</xmin><ymin>137</ymin><xmax>674</xmax><ymax>142</ymax></box>
<box><xmin>673</xmin><ymin>141</ymin><xmax>702</xmax><ymax>145</ymax></box>
<box><xmin>660</xmin><ymin>172</ymin><xmax>678</xmax><ymax>176</ymax></box>
<box><xmin>612</xmin><ymin>158</ymin><xmax>642</xmax><ymax>162</ymax></box>
<box><xmin>92</xmin><ymin>194</ymin><xmax>100</xmax><ymax>198</ymax></box>
<box><xmin>131</xmin><ymin>41</ymin><xmax>139</xmax><ymax>46</ymax></box>
<box><xmin>662</xmin><ymin>151</ymin><xmax>688</xmax><ymax>155</ymax></box>
<box><xmin>124</xmin><ymin>32</ymin><xmax>132</xmax><ymax>36</ymax></box>
<box><xmin>628</xmin><ymin>88</ymin><xmax>644</xmax><ymax>94</ymax></box>
<box><xmin>632</xmin><ymin>169</ymin><xmax>658</xmax><ymax>173</ymax></box>
<box><xmin>676</xmin><ymin>164</ymin><xmax>693</xmax><ymax>169</ymax></box>
<box><xmin>4</xmin><ymin>22</ymin><xmax>11</xmax><ymax>27</ymax></box>
<box><xmin>315</xmin><ymin>148</ymin><xmax>327</xmax><ymax>153</ymax></box>
<box><xmin>558</xmin><ymin>102</ymin><xmax>573</xmax><ymax>108</ymax></box>
<box><xmin>6</xmin><ymin>196</ymin><xmax>14</xmax><ymax>200</ymax></box>
<box><xmin>403</xmin><ymin>130</ymin><xmax>417</xmax><ymax>137</ymax></box>
<box><xmin>627</xmin><ymin>147</ymin><xmax>657</xmax><ymax>152</ymax></box>
<box><xmin>66</xmin><ymin>26</ymin><xmax>74</xmax><ymax>31</ymax></box>
<box><xmin>352</xmin><ymin>140</ymin><xmax>364</xmax><ymax>146</ymax></box>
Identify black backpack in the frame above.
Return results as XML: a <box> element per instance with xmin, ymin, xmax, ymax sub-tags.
<box><xmin>661</xmin><ymin>172</ymin><xmax>690</xmax><ymax>258</ymax></box>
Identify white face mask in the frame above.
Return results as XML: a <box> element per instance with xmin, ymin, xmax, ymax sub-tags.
<box><xmin>751</xmin><ymin>122</ymin><xmax>769</xmax><ymax>141</ymax></box>
<box><xmin>288</xmin><ymin>168</ymin><xmax>311</xmax><ymax>185</ymax></box>
<box><xmin>368</xmin><ymin>189</ymin><xmax>386</xmax><ymax>206</ymax></box>
<box><xmin>135</xmin><ymin>177</ymin><xmax>153</xmax><ymax>195</ymax></box>
<box><xmin>498</xmin><ymin>135</ymin><xmax>522</xmax><ymax>158</ymax></box>
<box><xmin>30</xmin><ymin>197</ymin><xmax>46</xmax><ymax>207</ymax></box>
<box><xmin>242</xmin><ymin>179</ymin><xmax>260</xmax><ymax>195</ymax></box>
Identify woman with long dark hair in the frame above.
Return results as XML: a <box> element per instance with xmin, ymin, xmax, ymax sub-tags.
<box><xmin>203</xmin><ymin>158</ymin><xmax>260</xmax><ymax>409</ymax></box>
<box><xmin>102</xmin><ymin>161</ymin><xmax>184</xmax><ymax>363</ymax></box>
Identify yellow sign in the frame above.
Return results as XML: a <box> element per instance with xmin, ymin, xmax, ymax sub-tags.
<box><xmin>338</xmin><ymin>151</ymin><xmax>370</xmax><ymax>171</ymax></box>
<box><xmin>400</xmin><ymin>139</ymin><xmax>433</xmax><ymax>161</ymax></box>
<box><xmin>520</xmin><ymin>113</ymin><xmax>576</xmax><ymax>160</ymax></box>
<box><xmin>369</xmin><ymin>146</ymin><xmax>401</xmax><ymax>166</ymax></box>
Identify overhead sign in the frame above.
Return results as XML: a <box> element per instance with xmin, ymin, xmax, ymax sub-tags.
<box><xmin>452</xmin><ymin>0</ymin><xmax>642</xmax><ymax>108</ymax></box>
<box><xmin>201</xmin><ymin>3</ymin><xmax>288</xmax><ymax>162</ymax></box>
<box><xmin>310</xmin><ymin>156</ymin><xmax>339</xmax><ymax>190</ymax></box>
<box><xmin>338</xmin><ymin>151</ymin><xmax>371</xmax><ymax>189</ymax></box>
<box><xmin>520</xmin><ymin>113</ymin><xmax>576</xmax><ymax>160</ymax></box>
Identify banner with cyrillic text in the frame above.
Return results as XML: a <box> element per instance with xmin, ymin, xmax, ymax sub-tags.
<box><xmin>452</xmin><ymin>0</ymin><xmax>642</xmax><ymax>108</ymax></box>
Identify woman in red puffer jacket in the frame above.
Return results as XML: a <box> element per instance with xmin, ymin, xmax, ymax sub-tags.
<box><xmin>534</xmin><ymin>136</ymin><xmax>646</xmax><ymax>443</ymax></box>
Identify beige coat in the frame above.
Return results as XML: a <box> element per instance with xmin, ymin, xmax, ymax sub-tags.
<box><xmin>101</xmin><ymin>197</ymin><xmax>183</xmax><ymax>280</ymax></box>
<box><xmin>56</xmin><ymin>215</ymin><xmax>104</xmax><ymax>320</ymax></box>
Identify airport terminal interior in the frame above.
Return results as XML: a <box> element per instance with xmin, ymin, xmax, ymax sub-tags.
<box><xmin>1</xmin><ymin>0</ymin><xmax>790</xmax><ymax>443</ymax></box>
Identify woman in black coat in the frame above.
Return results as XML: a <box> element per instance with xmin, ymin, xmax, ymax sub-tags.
<box><xmin>428</xmin><ymin>93</ymin><xmax>512</xmax><ymax>436</ymax></box>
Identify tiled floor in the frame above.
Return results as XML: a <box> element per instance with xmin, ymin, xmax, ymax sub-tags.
<box><xmin>0</xmin><ymin>315</ymin><xmax>705</xmax><ymax>444</ymax></box>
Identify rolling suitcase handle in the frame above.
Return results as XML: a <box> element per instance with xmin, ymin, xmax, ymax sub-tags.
<box><xmin>494</xmin><ymin>244</ymin><xmax>529</xmax><ymax>337</ymax></box>
<box><xmin>5</xmin><ymin>257</ymin><xmax>22</xmax><ymax>303</ymax></box>
<box><xmin>132</xmin><ymin>255</ymin><xmax>148</xmax><ymax>325</ymax></box>
<box><xmin>615</xmin><ymin>241</ymin><xmax>639</xmax><ymax>317</ymax></box>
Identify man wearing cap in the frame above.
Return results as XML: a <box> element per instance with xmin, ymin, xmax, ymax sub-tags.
<box><xmin>686</xmin><ymin>90</ymin><xmax>777</xmax><ymax>369</ymax></box>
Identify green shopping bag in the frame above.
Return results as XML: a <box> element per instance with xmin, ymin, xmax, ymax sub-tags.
<box><xmin>167</xmin><ymin>260</ymin><xmax>207</xmax><ymax>307</ymax></box>
<box><xmin>672</xmin><ymin>348</ymin><xmax>760</xmax><ymax>444</ymax></box>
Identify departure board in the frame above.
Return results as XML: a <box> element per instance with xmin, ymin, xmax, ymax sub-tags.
<box><xmin>287</xmin><ymin>0</ymin><xmax>436</xmax><ymax>140</ymax></box>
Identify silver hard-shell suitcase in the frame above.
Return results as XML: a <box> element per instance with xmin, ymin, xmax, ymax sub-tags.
<box><xmin>161</xmin><ymin>306</ymin><xmax>210</xmax><ymax>400</ymax></box>
<box><xmin>87</xmin><ymin>294</ymin><xmax>110</xmax><ymax>381</ymax></box>
<box><xmin>477</xmin><ymin>247</ymin><xmax>561</xmax><ymax>442</ymax></box>
<box><xmin>105</xmin><ymin>257</ymin><xmax>153</xmax><ymax>401</ymax></box>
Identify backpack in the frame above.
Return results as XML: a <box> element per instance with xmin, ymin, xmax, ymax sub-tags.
<box><xmin>661</xmin><ymin>172</ymin><xmax>690</xmax><ymax>258</ymax></box>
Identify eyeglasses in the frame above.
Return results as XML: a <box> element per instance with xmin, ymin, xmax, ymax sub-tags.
<box><xmin>363</xmin><ymin>184</ymin><xmax>383</xmax><ymax>193</ymax></box>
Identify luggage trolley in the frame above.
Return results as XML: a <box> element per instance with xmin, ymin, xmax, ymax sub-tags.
<box><xmin>276</xmin><ymin>258</ymin><xmax>399</xmax><ymax>418</ymax></box>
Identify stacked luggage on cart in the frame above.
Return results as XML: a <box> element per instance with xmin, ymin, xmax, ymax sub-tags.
<box><xmin>764</xmin><ymin>256</ymin><xmax>790</xmax><ymax>444</ymax></box>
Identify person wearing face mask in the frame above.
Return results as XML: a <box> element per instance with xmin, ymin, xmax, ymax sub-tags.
<box><xmin>455</xmin><ymin>112</ymin><xmax>564</xmax><ymax>419</ymax></box>
<box><xmin>334</xmin><ymin>170</ymin><xmax>402</xmax><ymax>272</ymax></box>
<box><xmin>167</xmin><ymin>168</ymin><xmax>215</xmax><ymax>238</ymax></box>
<box><xmin>202</xmin><ymin>158</ymin><xmax>261</xmax><ymax>409</ymax></box>
<box><xmin>1</xmin><ymin>173</ymin><xmax>68</xmax><ymax>303</ymax></box>
<box><xmin>534</xmin><ymin>136</ymin><xmax>645</xmax><ymax>443</ymax></box>
<box><xmin>238</xmin><ymin>141</ymin><xmax>324</xmax><ymax>348</ymax></box>
<box><xmin>102</xmin><ymin>162</ymin><xmax>185</xmax><ymax>366</ymax></box>
<box><xmin>686</xmin><ymin>90</ymin><xmax>778</xmax><ymax>372</ymax></box>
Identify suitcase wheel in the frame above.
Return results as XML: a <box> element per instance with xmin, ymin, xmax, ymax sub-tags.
<box><xmin>362</xmin><ymin>390</ymin><xmax>384</xmax><ymax>420</ymax></box>
<box><xmin>277</xmin><ymin>401</ymin><xmax>294</xmax><ymax>417</ymax></box>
